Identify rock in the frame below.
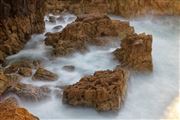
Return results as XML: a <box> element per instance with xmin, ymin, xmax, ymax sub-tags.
<box><xmin>9</xmin><ymin>83</ymin><xmax>51</xmax><ymax>102</ymax></box>
<box><xmin>63</xmin><ymin>68</ymin><xmax>129</xmax><ymax>111</ymax></box>
<box><xmin>0</xmin><ymin>0</ymin><xmax>45</xmax><ymax>64</ymax></box>
<box><xmin>45</xmin><ymin>0</ymin><xmax>180</xmax><ymax>17</ymax></box>
<box><xmin>113</xmin><ymin>33</ymin><xmax>153</xmax><ymax>71</ymax></box>
<box><xmin>52</xmin><ymin>25</ymin><xmax>63</xmax><ymax>32</ymax></box>
<box><xmin>32</xmin><ymin>68</ymin><xmax>58</xmax><ymax>81</ymax></box>
<box><xmin>48</xmin><ymin>15</ymin><xmax>56</xmax><ymax>23</ymax></box>
<box><xmin>56</xmin><ymin>16</ymin><xmax>65</xmax><ymax>22</ymax></box>
<box><xmin>0</xmin><ymin>97</ymin><xmax>39</xmax><ymax>120</ymax></box>
<box><xmin>0</xmin><ymin>72</ymin><xmax>9</xmax><ymax>95</ymax></box>
<box><xmin>45</xmin><ymin>14</ymin><xmax>134</xmax><ymax>56</ymax></box>
<box><xmin>62</xmin><ymin>65</ymin><xmax>75</xmax><ymax>72</ymax></box>
<box><xmin>4</xmin><ymin>59</ymin><xmax>41</xmax><ymax>77</ymax></box>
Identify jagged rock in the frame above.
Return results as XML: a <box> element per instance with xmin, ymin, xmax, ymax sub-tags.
<box><xmin>113</xmin><ymin>33</ymin><xmax>153</xmax><ymax>71</ymax></box>
<box><xmin>9</xmin><ymin>83</ymin><xmax>51</xmax><ymax>102</ymax></box>
<box><xmin>0</xmin><ymin>72</ymin><xmax>9</xmax><ymax>95</ymax></box>
<box><xmin>45</xmin><ymin>0</ymin><xmax>180</xmax><ymax>17</ymax></box>
<box><xmin>45</xmin><ymin>14</ymin><xmax>134</xmax><ymax>56</ymax></box>
<box><xmin>63</xmin><ymin>69</ymin><xmax>129</xmax><ymax>111</ymax></box>
<box><xmin>4</xmin><ymin>59</ymin><xmax>41</xmax><ymax>77</ymax></box>
<box><xmin>0</xmin><ymin>0</ymin><xmax>45</xmax><ymax>64</ymax></box>
<box><xmin>32</xmin><ymin>68</ymin><xmax>58</xmax><ymax>81</ymax></box>
<box><xmin>0</xmin><ymin>97</ymin><xmax>39</xmax><ymax>120</ymax></box>
<box><xmin>62</xmin><ymin>65</ymin><xmax>75</xmax><ymax>72</ymax></box>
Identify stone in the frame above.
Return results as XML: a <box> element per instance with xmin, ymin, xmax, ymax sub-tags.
<box><xmin>0</xmin><ymin>97</ymin><xmax>39</xmax><ymax>120</ymax></box>
<box><xmin>62</xmin><ymin>65</ymin><xmax>75</xmax><ymax>72</ymax></box>
<box><xmin>48</xmin><ymin>15</ymin><xmax>56</xmax><ymax>23</ymax></box>
<box><xmin>0</xmin><ymin>0</ymin><xmax>45</xmax><ymax>64</ymax></box>
<box><xmin>45</xmin><ymin>14</ymin><xmax>134</xmax><ymax>56</ymax></box>
<box><xmin>52</xmin><ymin>25</ymin><xmax>63</xmax><ymax>32</ymax></box>
<box><xmin>32</xmin><ymin>68</ymin><xmax>58</xmax><ymax>81</ymax></box>
<box><xmin>0</xmin><ymin>72</ymin><xmax>9</xmax><ymax>95</ymax></box>
<box><xmin>9</xmin><ymin>83</ymin><xmax>51</xmax><ymax>102</ymax></box>
<box><xmin>63</xmin><ymin>68</ymin><xmax>129</xmax><ymax>111</ymax></box>
<box><xmin>113</xmin><ymin>33</ymin><xmax>153</xmax><ymax>71</ymax></box>
<box><xmin>4</xmin><ymin>59</ymin><xmax>41</xmax><ymax>76</ymax></box>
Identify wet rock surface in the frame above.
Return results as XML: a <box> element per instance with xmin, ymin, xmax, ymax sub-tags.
<box><xmin>63</xmin><ymin>69</ymin><xmax>129</xmax><ymax>111</ymax></box>
<box><xmin>45</xmin><ymin>14</ymin><xmax>134</xmax><ymax>56</ymax></box>
<box><xmin>0</xmin><ymin>0</ymin><xmax>45</xmax><ymax>64</ymax></box>
<box><xmin>8</xmin><ymin>83</ymin><xmax>51</xmax><ymax>102</ymax></box>
<box><xmin>113</xmin><ymin>33</ymin><xmax>153</xmax><ymax>71</ymax></box>
<box><xmin>32</xmin><ymin>68</ymin><xmax>58</xmax><ymax>81</ymax></box>
<box><xmin>63</xmin><ymin>65</ymin><xmax>75</xmax><ymax>72</ymax></box>
<box><xmin>0</xmin><ymin>71</ymin><xmax>9</xmax><ymax>95</ymax></box>
<box><xmin>0</xmin><ymin>97</ymin><xmax>39</xmax><ymax>120</ymax></box>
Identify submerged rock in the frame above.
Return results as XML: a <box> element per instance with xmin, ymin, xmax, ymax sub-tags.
<box><xmin>0</xmin><ymin>97</ymin><xmax>39</xmax><ymax>120</ymax></box>
<box><xmin>9</xmin><ymin>83</ymin><xmax>51</xmax><ymax>102</ymax></box>
<box><xmin>113</xmin><ymin>33</ymin><xmax>153</xmax><ymax>71</ymax></box>
<box><xmin>62</xmin><ymin>65</ymin><xmax>75</xmax><ymax>72</ymax></box>
<box><xmin>63</xmin><ymin>68</ymin><xmax>129</xmax><ymax>111</ymax></box>
<box><xmin>32</xmin><ymin>68</ymin><xmax>58</xmax><ymax>81</ymax></box>
<box><xmin>45</xmin><ymin>14</ymin><xmax>134</xmax><ymax>56</ymax></box>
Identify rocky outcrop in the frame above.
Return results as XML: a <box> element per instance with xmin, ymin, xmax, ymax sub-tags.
<box><xmin>0</xmin><ymin>97</ymin><xmax>39</xmax><ymax>120</ymax></box>
<box><xmin>45</xmin><ymin>0</ymin><xmax>180</xmax><ymax>17</ymax></box>
<box><xmin>32</xmin><ymin>68</ymin><xmax>58</xmax><ymax>81</ymax></box>
<box><xmin>45</xmin><ymin>14</ymin><xmax>134</xmax><ymax>56</ymax></box>
<box><xmin>63</xmin><ymin>69</ymin><xmax>129</xmax><ymax>111</ymax></box>
<box><xmin>0</xmin><ymin>0</ymin><xmax>45</xmax><ymax>64</ymax></box>
<box><xmin>113</xmin><ymin>33</ymin><xmax>153</xmax><ymax>71</ymax></box>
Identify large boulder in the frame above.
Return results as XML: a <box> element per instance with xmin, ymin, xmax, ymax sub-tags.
<box><xmin>0</xmin><ymin>97</ymin><xmax>39</xmax><ymax>120</ymax></box>
<box><xmin>113</xmin><ymin>33</ymin><xmax>153</xmax><ymax>71</ymax></box>
<box><xmin>63</xmin><ymin>68</ymin><xmax>129</xmax><ymax>111</ymax></box>
<box><xmin>32</xmin><ymin>68</ymin><xmax>58</xmax><ymax>81</ymax></box>
<box><xmin>45</xmin><ymin>14</ymin><xmax>134</xmax><ymax>56</ymax></box>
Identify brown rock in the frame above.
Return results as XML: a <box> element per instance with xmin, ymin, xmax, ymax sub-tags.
<box><xmin>32</xmin><ymin>68</ymin><xmax>58</xmax><ymax>81</ymax></box>
<box><xmin>0</xmin><ymin>72</ymin><xmax>9</xmax><ymax>95</ymax></box>
<box><xmin>9</xmin><ymin>83</ymin><xmax>51</xmax><ymax>102</ymax></box>
<box><xmin>18</xmin><ymin>67</ymin><xmax>32</xmax><ymax>77</ymax></box>
<box><xmin>113</xmin><ymin>33</ymin><xmax>153</xmax><ymax>71</ymax></box>
<box><xmin>63</xmin><ymin>68</ymin><xmax>129</xmax><ymax>111</ymax></box>
<box><xmin>62</xmin><ymin>65</ymin><xmax>75</xmax><ymax>72</ymax></box>
<box><xmin>0</xmin><ymin>0</ymin><xmax>45</xmax><ymax>64</ymax></box>
<box><xmin>0</xmin><ymin>97</ymin><xmax>39</xmax><ymax>120</ymax></box>
<box><xmin>45</xmin><ymin>14</ymin><xmax>134</xmax><ymax>56</ymax></box>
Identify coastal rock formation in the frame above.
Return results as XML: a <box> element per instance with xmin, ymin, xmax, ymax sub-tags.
<box><xmin>0</xmin><ymin>97</ymin><xmax>39</xmax><ymax>120</ymax></box>
<box><xmin>8</xmin><ymin>83</ymin><xmax>51</xmax><ymax>102</ymax></box>
<box><xmin>113</xmin><ymin>33</ymin><xmax>153</xmax><ymax>71</ymax></box>
<box><xmin>45</xmin><ymin>14</ymin><xmax>134</xmax><ymax>56</ymax></box>
<box><xmin>45</xmin><ymin>0</ymin><xmax>180</xmax><ymax>17</ymax></box>
<box><xmin>32</xmin><ymin>68</ymin><xmax>58</xmax><ymax>81</ymax></box>
<box><xmin>63</xmin><ymin>69</ymin><xmax>129</xmax><ymax>111</ymax></box>
<box><xmin>0</xmin><ymin>0</ymin><xmax>45</xmax><ymax>64</ymax></box>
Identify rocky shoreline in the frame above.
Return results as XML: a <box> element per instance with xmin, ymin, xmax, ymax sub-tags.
<box><xmin>0</xmin><ymin>0</ymin><xmax>179</xmax><ymax>119</ymax></box>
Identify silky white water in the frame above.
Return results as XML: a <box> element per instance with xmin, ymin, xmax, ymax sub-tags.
<box><xmin>6</xmin><ymin>13</ymin><xmax>179</xmax><ymax>119</ymax></box>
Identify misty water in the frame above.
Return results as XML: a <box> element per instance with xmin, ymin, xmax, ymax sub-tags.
<box><xmin>6</xmin><ymin>13</ymin><xmax>179</xmax><ymax>119</ymax></box>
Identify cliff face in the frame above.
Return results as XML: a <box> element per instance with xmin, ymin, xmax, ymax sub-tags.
<box><xmin>45</xmin><ymin>0</ymin><xmax>180</xmax><ymax>17</ymax></box>
<box><xmin>0</xmin><ymin>0</ymin><xmax>45</xmax><ymax>63</ymax></box>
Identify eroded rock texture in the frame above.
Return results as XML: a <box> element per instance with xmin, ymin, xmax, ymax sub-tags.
<box><xmin>113</xmin><ymin>33</ymin><xmax>153</xmax><ymax>71</ymax></box>
<box><xmin>45</xmin><ymin>14</ymin><xmax>134</xmax><ymax>56</ymax></box>
<box><xmin>45</xmin><ymin>0</ymin><xmax>180</xmax><ymax>17</ymax></box>
<box><xmin>63</xmin><ymin>69</ymin><xmax>129</xmax><ymax>111</ymax></box>
<box><xmin>0</xmin><ymin>0</ymin><xmax>45</xmax><ymax>63</ymax></box>
<box><xmin>0</xmin><ymin>71</ymin><xmax>9</xmax><ymax>95</ymax></box>
<box><xmin>0</xmin><ymin>97</ymin><xmax>39</xmax><ymax>120</ymax></box>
